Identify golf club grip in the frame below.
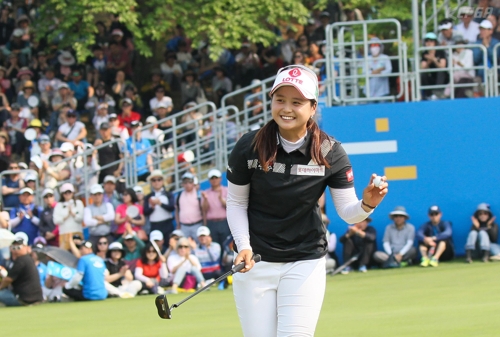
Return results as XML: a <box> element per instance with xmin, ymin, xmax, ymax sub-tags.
<box><xmin>231</xmin><ymin>254</ymin><xmax>261</xmax><ymax>273</ymax></box>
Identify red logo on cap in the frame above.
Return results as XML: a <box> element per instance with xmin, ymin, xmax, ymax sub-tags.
<box><xmin>346</xmin><ymin>169</ymin><xmax>354</xmax><ymax>182</ymax></box>
<box><xmin>289</xmin><ymin>68</ymin><xmax>301</xmax><ymax>77</ymax></box>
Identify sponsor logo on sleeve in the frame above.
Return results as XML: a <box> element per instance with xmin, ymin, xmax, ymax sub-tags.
<box><xmin>346</xmin><ymin>169</ymin><xmax>354</xmax><ymax>182</ymax></box>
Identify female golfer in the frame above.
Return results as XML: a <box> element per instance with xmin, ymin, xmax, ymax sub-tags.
<box><xmin>226</xmin><ymin>64</ymin><xmax>388</xmax><ymax>336</ymax></box>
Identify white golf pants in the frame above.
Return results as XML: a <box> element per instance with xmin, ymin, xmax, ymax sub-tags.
<box><xmin>233</xmin><ymin>256</ymin><xmax>326</xmax><ymax>337</ymax></box>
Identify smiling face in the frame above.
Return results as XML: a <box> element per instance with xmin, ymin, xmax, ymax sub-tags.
<box><xmin>271</xmin><ymin>86</ymin><xmax>316</xmax><ymax>141</ymax></box>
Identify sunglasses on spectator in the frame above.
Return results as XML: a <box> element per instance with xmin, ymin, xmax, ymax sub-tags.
<box><xmin>98</xmin><ymin>241</ymin><xmax>108</xmax><ymax>245</ymax></box>
<box><xmin>178</xmin><ymin>245</ymin><xmax>189</xmax><ymax>249</ymax></box>
<box><xmin>429</xmin><ymin>212</ymin><xmax>439</xmax><ymax>216</ymax></box>
<box><xmin>43</xmin><ymin>194</ymin><xmax>54</xmax><ymax>198</ymax></box>
<box><xmin>151</xmin><ymin>178</ymin><xmax>163</xmax><ymax>182</ymax></box>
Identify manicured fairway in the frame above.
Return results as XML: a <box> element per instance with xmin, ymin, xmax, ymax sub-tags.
<box><xmin>2</xmin><ymin>261</ymin><xmax>499</xmax><ymax>336</ymax></box>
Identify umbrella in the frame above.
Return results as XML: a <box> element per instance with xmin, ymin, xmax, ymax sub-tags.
<box><xmin>41</xmin><ymin>246</ymin><xmax>78</xmax><ymax>268</ymax></box>
<box><xmin>0</xmin><ymin>228</ymin><xmax>16</xmax><ymax>249</ymax></box>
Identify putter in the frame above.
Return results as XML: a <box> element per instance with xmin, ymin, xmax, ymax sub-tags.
<box><xmin>331</xmin><ymin>254</ymin><xmax>359</xmax><ymax>276</ymax></box>
<box><xmin>155</xmin><ymin>254</ymin><xmax>261</xmax><ymax>319</ymax></box>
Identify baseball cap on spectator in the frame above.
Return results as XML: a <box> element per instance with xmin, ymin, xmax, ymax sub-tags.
<box><xmin>133</xmin><ymin>185</ymin><xmax>143</xmax><ymax>195</ymax></box>
<box><xmin>23</xmin><ymin>173</ymin><xmax>37</xmax><ymax>183</ymax></box>
<box><xmin>475</xmin><ymin>203</ymin><xmax>491</xmax><ymax>215</ymax></box>
<box><xmin>19</xmin><ymin>187</ymin><xmax>34</xmax><ymax>195</ymax></box>
<box><xmin>12</xmin><ymin>28</ymin><xmax>23</xmax><ymax>37</ymax></box>
<box><xmin>170</xmin><ymin>229</ymin><xmax>185</xmax><ymax>238</ymax></box>
<box><xmin>42</xmin><ymin>188</ymin><xmax>54</xmax><ymax>197</ymax></box>
<box><xmin>111</xmin><ymin>29</ymin><xmax>124</xmax><ymax>36</ymax></box>
<box><xmin>79</xmin><ymin>241</ymin><xmax>93</xmax><ymax>249</ymax></box>
<box><xmin>11</xmin><ymin>103</ymin><xmax>20</xmax><ymax>111</ymax></box>
<box><xmin>67</xmin><ymin>109</ymin><xmax>77</xmax><ymax>117</ymax></box>
<box><xmin>104</xmin><ymin>175</ymin><xmax>116</xmax><ymax>184</ymax></box>
<box><xmin>29</xmin><ymin>119</ymin><xmax>42</xmax><ymax>128</ymax></box>
<box><xmin>34</xmin><ymin>236</ymin><xmax>47</xmax><ymax>246</ymax></box>
<box><xmin>130</xmin><ymin>120</ymin><xmax>142</xmax><ymax>128</ymax></box>
<box><xmin>30</xmin><ymin>156</ymin><xmax>43</xmax><ymax>169</ymax></box>
<box><xmin>60</xmin><ymin>183</ymin><xmax>75</xmax><ymax>193</ymax></box>
<box><xmin>13</xmin><ymin>232</ymin><xmax>28</xmax><ymax>245</ymax></box>
<box><xmin>49</xmin><ymin>149</ymin><xmax>64</xmax><ymax>159</ymax></box>
<box><xmin>97</xmin><ymin>103</ymin><xmax>108</xmax><ymax>110</ymax></box>
<box><xmin>146</xmin><ymin>116</ymin><xmax>158</xmax><ymax>124</ymax></box>
<box><xmin>90</xmin><ymin>184</ymin><xmax>104</xmax><ymax>194</ymax></box>
<box><xmin>183</xmin><ymin>101</ymin><xmax>197</xmax><ymax>110</ymax></box>
<box><xmin>72</xmin><ymin>70</ymin><xmax>82</xmax><ymax>77</ymax></box>
<box><xmin>208</xmin><ymin>169</ymin><xmax>222</xmax><ymax>179</ymax></box>
<box><xmin>155</xmin><ymin>101</ymin><xmax>171</xmax><ymax>110</ymax></box>
<box><xmin>60</xmin><ymin>142</ymin><xmax>75</xmax><ymax>152</ymax></box>
<box><xmin>251</xmin><ymin>79</ymin><xmax>262</xmax><ymax>86</ymax></box>
<box><xmin>107</xmin><ymin>242</ymin><xmax>125</xmax><ymax>258</ymax></box>
<box><xmin>58</xmin><ymin>82</ymin><xmax>69</xmax><ymax>90</ymax></box>
<box><xmin>438</xmin><ymin>22</ymin><xmax>453</xmax><ymax>30</ymax></box>
<box><xmin>124</xmin><ymin>233</ymin><xmax>135</xmax><ymax>240</ymax></box>
<box><xmin>269</xmin><ymin>65</ymin><xmax>319</xmax><ymax>101</ymax></box>
<box><xmin>100</xmin><ymin>122</ymin><xmax>111</xmax><ymax>130</ymax></box>
<box><xmin>121</xmin><ymin>98</ymin><xmax>133</xmax><ymax>107</ymax></box>
<box><xmin>181</xmin><ymin>172</ymin><xmax>195</xmax><ymax>181</ymax></box>
<box><xmin>428</xmin><ymin>205</ymin><xmax>441</xmax><ymax>214</ymax></box>
<box><xmin>480</xmin><ymin>20</ymin><xmax>493</xmax><ymax>30</ymax></box>
<box><xmin>108</xmin><ymin>113</ymin><xmax>118</xmax><ymax>119</ymax></box>
<box><xmin>19</xmin><ymin>162</ymin><xmax>28</xmax><ymax>170</ymax></box>
<box><xmin>150</xmin><ymin>230</ymin><xmax>164</xmax><ymax>242</ymax></box>
<box><xmin>424</xmin><ymin>32</ymin><xmax>438</xmax><ymax>41</ymax></box>
<box><xmin>38</xmin><ymin>134</ymin><xmax>50</xmax><ymax>143</ymax></box>
<box><xmin>320</xmin><ymin>11</ymin><xmax>330</xmax><ymax>18</ymax></box>
<box><xmin>197</xmin><ymin>226</ymin><xmax>211</xmax><ymax>237</ymax></box>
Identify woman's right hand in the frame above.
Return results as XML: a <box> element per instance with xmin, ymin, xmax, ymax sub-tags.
<box><xmin>145</xmin><ymin>280</ymin><xmax>154</xmax><ymax>288</ymax></box>
<box><xmin>471</xmin><ymin>216</ymin><xmax>480</xmax><ymax>229</ymax></box>
<box><xmin>234</xmin><ymin>249</ymin><xmax>255</xmax><ymax>274</ymax></box>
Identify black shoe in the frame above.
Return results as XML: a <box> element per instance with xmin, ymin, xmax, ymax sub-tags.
<box><xmin>482</xmin><ymin>250</ymin><xmax>490</xmax><ymax>262</ymax></box>
<box><xmin>465</xmin><ymin>250</ymin><xmax>473</xmax><ymax>263</ymax></box>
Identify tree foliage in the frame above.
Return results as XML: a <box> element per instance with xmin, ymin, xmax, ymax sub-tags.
<box><xmin>36</xmin><ymin>0</ymin><xmax>328</xmax><ymax>61</ymax></box>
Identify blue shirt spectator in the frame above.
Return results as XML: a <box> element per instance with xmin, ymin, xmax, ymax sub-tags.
<box><xmin>9</xmin><ymin>188</ymin><xmax>42</xmax><ymax>245</ymax></box>
<box><xmin>68</xmin><ymin>70</ymin><xmax>90</xmax><ymax>101</ymax></box>
<box><xmin>2</xmin><ymin>172</ymin><xmax>23</xmax><ymax>208</ymax></box>
<box><xmin>125</xmin><ymin>121</ymin><xmax>152</xmax><ymax>178</ymax></box>
<box><xmin>472</xmin><ymin>20</ymin><xmax>500</xmax><ymax>79</ymax></box>
<box><xmin>77</xmin><ymin>249</ymin><xmax>107</xmax><ymax>300</ymax></box>
<box><xmin>417</xmin><ymin>220</ymin><xmax>452</xmax><ymax>243</ymax></box>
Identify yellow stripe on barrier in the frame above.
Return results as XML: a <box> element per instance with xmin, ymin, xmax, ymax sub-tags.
<box><xmin>384</xmin><ymin>166</ymin><xmax>417</xmax><ymax>180</ymax></box>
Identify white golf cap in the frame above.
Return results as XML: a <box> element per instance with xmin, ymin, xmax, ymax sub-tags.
<box><xmin>156</xmin><ymin>100</ymin><xmax>172</xmax><ymax>109</ymax></box>
<box><xmin>146</xmin><ymin>116</ymin><xmax>158</xmax><ymax>124</ymax></box>
<box><xmin>60</xmin><ymin>142</ymin><xmax>75</xmax><ymax>152</ymax></box>
<box><xmin>13</xmin><ymin>232</ymin><xmax>29</xmax><ymax>245</ymax></box>
<box><xmin>30</xmin><ymin>156</ymin><xmax>43</xmax><ymax>169</ymax></box>
<box><xmin>104</xmin><ymin>175</ymin><xmax>117</xmax><ymax>184</ymax></box>
<box><xmin>270</xmin><ymin>66</ymin><xmax>319</xmax><ymax>101</ymax></box>
<box><xmin>60</xmin><ymin>182</ymin><xmax>75</xmax><ymax>193</ymax></box>
<box><xmin>480</xmin><ymin>20</ymin><xmax>493</xmax><ymax>29</ymax></box>
<box><xmin>438</xmin><ymin>22</ymin><xmax>453</xmax><ymax>30</ymax></box>
<box><xmin>208</xmin><ymin>169</ymin><xmax>222</xmax><ymax>179</ymax></box>
<box><xmin>42</xmin><ymin>188</ymin><xmax>54</xmax><ymax>197</ymax></box>
<box><xmin>197</xmin><ymin>226</ymin><xmax>211</xmax><ymax>237</ymax></box>
<box><xmin>148</xmin><ymin>170</ymin><xmax>163</xmax><ymax>181</ymax></box>
<box><xmin>150</xmin><ymin>230</ymin><xmax>164</xmax><ymax>241</ymax></box>
<box><xmin>90</xmin><ymin>184</ymin><xmax>104</xmax><ymax>194</ymax></box>
<box><xmin>133</xmin><ymin>185</ymin><xmax>143</xmax><ymax>194</ymax></box>
<box><xmin>23</xmin><ymin>173</ymin><xmax>37</xmax><ymax>182</ymax></box>
<box><xmin>170</xmin><ymin>229</ymin><xmax>185</xmax><ymax>238</ymax></box>
<box><xmin>108</xmin><ymin>242</ymin><xmax>124</xmax><ymax>251</ymax></box>
<box><xmin>19</xmin><ymin>187</ymin><xmax>34</xmax><ymax>195</ymax></box>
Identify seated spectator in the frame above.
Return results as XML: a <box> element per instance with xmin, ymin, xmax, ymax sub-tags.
<box><xmin>374</xmin><ymin>206</ymin><xmax>417</xmax><ymax>267</ymax></box>
<box><xmin>180</xmin><ymin>69</ymin><xmax>202</xmax><ymax>105</ymax></box>
<box><xmin>444</xmin><ymin>40</ymin><xmax>475</xmax><ymax>98</ymax></box>
<box><xmin>84</xmin><ymin>184</ymin><xmax>116</xmax><ymax>245</ymax></box>
<box><xmin>68</xmin><ymin>70</ymin><xmax>91</xmax><ymax>111</ymax></box>
<box><xmin>149</xmin><ymin>84</ymin><xmax>173</xmax><ymax>112</ymax></box>
<box><xmin>53</xmin><ymin>183</ymin><xmax>84</xmax><ymax>250</ymax></box>
<box><xmin>180</xmin><ymin>103</ymin><xmax>203</xmax><ymax>146</ymax></box>
<box><xmin>150</xmin><ymin>230</ymin><xmax>165</xmax><ymax>253</ymax></box>
<box><xmin>142</xmin><ymin>116</ymin><xmax>164</xmax><ymax>146</ymax></box>
<box><xmin>194</xmin><ymin>226</ymin><xmax>222</xmax><ymax>281</ymax></box>
<box><xmin>118</xmin><ymin>229</ymin><xmax>146</xmax><ymax>270</ymax></box>
<box><xmin>144</xmin><ymin>170</ymin><xmax>175</xmax><ymax>246</ymax></box>
<box><xmin>153</xmin><ymin>101</ymin><xmax>173</xmax><ymax>144</ymax></box>
<box><xmin>22</xmin><ymin>172</ymin><xmax>37</xmax><ymax>191</ymax></box>
<box><xmin>235</xmin><ymin>42</ymin><xmax>260</xmax><ymax>87</ymax></box>
<box><xmin>106</xmin><ymin>41</ymin><xmax>131</xmax><ymax>82</ymax></box>
<box><xmin>94</xmin><ymin>236</ymin><xmax>109</xmax><ymax>259</ymax></box>
<box><xmin>472</xmin><ymin>20</ymin><xmax>500</xmax><ymax>80</ymax></box>
<box><xmin>6</xmin><ymin>53</ymin><xmax>20</xmax><ymax>80</ymax></box>
<box><xmin>94</xmin><ymin>123</ymin><xmax>124</xmax><ymax>184</ymax></box>
<box><xmin>364</xmin><ymin>37</ymin><xmax>392</xmax><ymax>98</ymax></box>
<box><xmin>102</xmin><ymin>175</ymin><xmax>121</xmax><ymax>209</ymax></box>
<box><xmin>212</xmin><ymin>66</ymin><xmax>232</xmax><ymax>106</ymax></box>
<box><xmin>163</xmin><ymin>229</ymin><xmax>185</xmax><ymax>261</ymax></box>
<box><xmin>108</xmin><ymin>112</ymin><xmax>129</xmax><ymax>142</ymax></box>
<box><xmin>111</xmin><ymin>70</ymin><xmax>134</xmax><ymax>98</ymax></box>
<box><xmin>49</xmin><ymin>83</ymin><xmax>78</xmax><ymax>135</ymax></box>
<box><xmin>437</xmin><ymin>18</ymin><xmax>464</xmax><ymax>46</ymax></box>
<box><xmin>0</xmin><ymin>4</ymin><xmax>14</xmax><ymax>47</ymax></box>
<box><xmin>118</xmin><ymin>98</ymin><xmax>141</xmax><ymax>135</ymax></box>
<box><xmin>1</xmin><ymin>28</ymin><xmax>30</xmax><ymax>66</ymax></box>
<box><xmin>126</xmin><ymin>121</ymin><xmax>153</xmax><ymax>182</ymax></box>
<box><xmin>0</xmin><ymin>232</ymin><xmax>43</xmax><ymax>306</ymax></box>
<box><xmin>105</xmin><ymin>242</ymin><xmax>142</xmax><ymax>298</ymax></box>
<box><xmin>133</xmin><ymin>186</ymin><xmax>145</xmax><ymax>209</ymax></box>
<box><xmin>17</xmin><ymin>78</ymin><xmax>39</xmax><ymax>120</ymax></box>
<box><xmin>140</xmin><ymin>70</ymin><xmax>170</xmax><ymax>109</ymax></box>
<box><xmin>38</xmin><ymin>67</ymin><xmax>61</xmax><ymax>108</ymax></box>
<box><xmin>55</xmin><ymin>109</ymin><xmax>87</xmax><ymax>146</ymax></box>
<box><xmin>38</xmin><ymin>188</ymin><xmax>58</xmax><ymax>246</ymax></box>
<box><xmin>134</xmin><ymin>243</ymin><xmax>169</xmax><ymax>294</ymax></box>
<box><xmin>339</xmin><ymin>217</ymin><xmax>377</xmax><ymax>274</ymax></box>
<box><xmin>57</xmin><ymin>51</ymin><xmax>76</xmax><ymax>82</ymax></box>
<box><xmin>166</xmin><ymin>237</ymin><xmax>206</xmax><ymax>294</ymax></box>
<box><xmin>420</xmin><ymin>32</ymin><xmax>448</xmax><ymax>99</ymax></box>
<box><xmin>176</xmin><ymin>40</ymin><xmax>193</xmax><ymax>71</ymax></box>
<box><xmin>243</xmin><ymin>79</ymin><xmax>264</xmax><ymax>108</ymax></box>
<box><xmin>92</xmin><ymin>103</ymin><xmax>110</xmax><ymax>132</ymax></box>
<box><xmin>5</xmin><ymin>103</ymin><xmax>27</xmax><ymax>158</ymax></box>
<box><xmin>160</xmin><ymin>52</ymin><xmax>183</xmax><ymax>90</ymax></box>
<box><xmin>123</xmin><ymin>85</ymin><xmax>143</xmax><ymax>116</ymax></box>
<box><xmin>114</xmin><ymin>187</ymin><xmax>146</xmax><ymax>239</ymax></box>
<box><xmin>9</xmin><ymin>187</ymin><xmax>42</xmax><ymax>245</ymax></box>
<box><xmin>85</xmin><ymin>82</ymin><xmax>116</xmax><ymax>120</ymax></box>
<box><xmin>87</xmin><ymin>45</ymin><xmax>107</xmax><ymax>87</ymax></box>
<box><xmin>418</xmin><ymin>206</ymin><xmax>454</xmax><ymax>267</ymax></box>
<box><xmin>42</xmin><ymin>149</ymin><xmax>71</xmax><ymax>192</ymax></box>
<box><xmin>465</xmin><ymin>203</ymin><xmax>498</xmax><ymax>263</ymax></box>
<box><xmin>63</xmin><ymin>241</ymin><xmax>107</xmax><ymax>301</ymax></box>
<box><xmin>455</xmin><ymin>10</ymin><xmax>480</xmax><ymax>43</ymax></box>
<box><xmin>2</xmin><ymin>162</ymin><xmax>24</xmax><ymax>208</ymax></box>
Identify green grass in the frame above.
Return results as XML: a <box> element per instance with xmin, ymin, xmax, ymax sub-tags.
<box><xmin>2</xmin><ymin>261</ymin><xmax>500</xmax><ymax>336</ymax></box>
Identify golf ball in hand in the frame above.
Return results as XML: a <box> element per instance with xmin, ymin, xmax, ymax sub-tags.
<box><xmin>373</xmin><ymin>176</ymin><xmax>383</xmax><ymax>187</ymax></box>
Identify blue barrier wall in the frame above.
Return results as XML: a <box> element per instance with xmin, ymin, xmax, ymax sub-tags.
<box><xmin>322</xmin><ymin>97</ymin><xmax>500</xmax><ymax>259</ymax></box>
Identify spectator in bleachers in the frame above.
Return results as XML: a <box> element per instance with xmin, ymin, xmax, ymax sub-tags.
<box><xmin>418</xmin><ymin>205</ymin><xmax>454</xmax><ymax>267</ymax></box>
<box><xmin>438</xmin><ymin>18</ymin><xmax>464</xmax><ymax>46</ymax></box>
<box><xmin>118</xmin><ymin>98</ymin><xmax>141</xmax><ymax>135</ymax></box>
<box><xmin>56</xmin><ymin>51</ymin><xmax>76</xmax><ymax>82</ymax></box>
<box><xmin>106</xmin><ymin>41</ymin><xmax>131</xmax><ymax>82</ymax></box>
<box><xmin>87</xmin><ymin>45</ymin><xmax>107</xmax><ymax>88</ymax></box>
<box><xmin>17</xmin><ymin>79</ymin><xmax>39</xmax><ymax>120</ymax></box>
<box><xmin>114</xmin><ymin>187</ymin><xmax>146</xmax><ymax>239</ymax></box>
<box><xmin>55</xmin><ymin>109</ymin><xmax>87</xmax><ymax>146</ymax></box>
<box><xmin>38</xmin><ymin>188</ymin><xmax>58</xmax><ymax>246</ymax></box>
<box><xmin>6</xmin><ymin>53</ymin><xmax>20</xmax><ymax>80</ymax></box>
<box><xmin>2</xmin><ymin>28</ymin><xmax>30</xmax><ymax>66</ymax></box>
<box><xmin>102</xmin><ymin>175</ymin><xmax>121</xmax><ymax>209</ymax></box>
<box><xmin>38</xmin><ymin>67</ymin><xmax>61</xmax><ymax>108</ymax></box>
<box><xmin>175</xmin><ymin>172</ymin><xmax>203</xmax><ymax>243</ymax></box>
<box><xmin>118</xmin><ymin>229</ymin><xmax>146</xmax><ymax>270</ymax></box>
<box><xmin>160</xmin><ymin>52</ymin><xmax>183</xmax><ymax>90</ymax></box>
<box><xmin>487</xmin><ymin>13</ymin><xmax>500</xmax><ymax>40</ymax></box>
<box><xmin>53</xmin><ymin>183</ymin><xmax>84</xmax><ymax>250</ymax></box>
<box><xmin>123</xmin><ymin>84</ymin><xmax>143</xmax><ymax>116</ymax></box>
<box><xmin>135</xmin><ymin>242</ymin><xmax>168</xmax><ymax>294</ymax></box>
<box><xmin>2</xmin><ymin>161</ymin><xmax>24</xmax><ymax>208</ymax></box>
<box><xmin>153</xmin><ymin>102</ymin><xmax>173</xmax><ymax>149</ymax></box>
<box><xmin>374</xmin><ymin>206</ymin><xmax>417</xmax><ymax>267</ymax></box>
<box><xmin>292</xmin><ymin>50</ymin><xmax>308</xmax><ymax>66</ymax></box>
<box><xmin>108</xmin><ymin>112</ymin><xmax>129</xmax><ymax>142</ymax></box>
<box><xmin>23</xmin><ymin>172</ymin><xmax>36</xmax><ymax>191</ymax></box>
<box><xmin>281</xmin><ymin>28</ymin><xmax>297</xmax><ymax>65</ymax></box>
<box><xmin>473</xmin><ymin>20</ymin><xmax>500</xmax><ymax>80</ymax></box>
<box><xmin>92</xmin><ymin>103</ymin><xmax>109</xmax><ymax>133</ymax></box>
<box><xmin>0</xmin><ymin>3</ymin><xmax>14</xmax><ymax>47</ymax></box>
<box><xmin>163</xmin><ymin>229</ymin><xmax>184</xmax><ymax>261</ymax></box>
<box><xmin>194</xmin><ymin>226</ymin><xmax>222</xmax><ymax>281</ymax></box>
<box><xmin>444</xmin><ymin>39</ymin><xmax>475</xmax><ymax>98</ymax></box>
<box><xmin>339</xmin><ymin>218</ymin><xmax>377</xmax><ymax>274</ymax></box>
<box><xmin>363</xmin><ymin>37</ymin><xmax>392</xmax><ymax>98</ymax></box>
<box><xmin>32</xmin><ymin>51</ymin><xmax>50</xmax><ymax>81</ymax></box>
<box><xmin>455</xmin><ymin>9</ymin><xmax>480</xmax><ymax>43</ymax></box>
<box><xmin>244</xmin><ymin>79</ymin><xmax>264</xmax><ymax>109</ymax></box>
<box><xmin>142</xmin><ymin>116</ymin><xmax>164</xmax><ymax>146</ymax></box>
<box><xmin>149</xmin><ymin>84</ymin><xmax>173</xmax><ymax>113</ymax></box>
<box><xmin>94</xmin><ymin>236</ymin><xmax>109</xmax><ymax>259</ymax></box>
<box><xmin>68</xmin><ymin>69</ymin><xmax>91</xmax><ymax>111</ymax></box>
<box><xmin>50</xmin><ymin>83</ymin><xmax>77</xmax><ymax>133</ymax></box>
<box><xmin>420</xmin><ymin>32</ymin><xmax>448</xmax><ymax>99</ymax></box>
<box><xmin>180</xmin><ymin>70</ymin><xmax>202</xmax><ymax>106</ymax></box>
<box><xmin>167</xmin><ymin>237</ymin><xmax>206</xmax><ymax>294</ymax></box>
<box><xmin>126</xmin><ymin>121</ymin><xmax>153</xmax><ymax>182</ymax></box>
<box><xmin>9</xmin><ymin>187</ymin><xmax>41</xmax><ymax>244</ymax></box>
<box><xmin>94</xmin><ymin>122</ymin><xmax>123</xmax><ymax>184</ymax></box>
<box><xmin>308</xmin><ymin>42</ymin><xmax>323</xmax><ymax>64</ymax></box>
<box><xmin>133</xmin><ymin>185</ymin><xmax>145</xmax><ymax>211</ymax></box>
<box><xmin>37</xmin><ymin>134</ymin><xmax>51</xmax><ymax>161</ymax></box>
<box><xmin>140</xmin><ymin>70</ymin><xmax>170</xmax><ymax>108</ymax></box>
<box><xmin>465</xmin><ymin>203</ymin><xmax>498</xmax><ymax>263</ymax></box>
<box><xmin>84</xmin><ymin>184</ymin><xmax>115</xmax><ymax>245</ymax></box>
<box><xmin>105</xmin><ymin>242</ymin><xmax>142</xmax><ymax>298</ymax></box>
<box><xmin>86</xmin><ymin>82</ymin><xmax>115</xmax><ymax>120</ymax></box>
<box><xmin>0</xmin><ymin>232</ymin><xmax>43</xmax><ymax>306</ymax></box>
<box><xmin>63</xmin><ymin>240</ymin><xmax>107</xmax><ymax>301</ymax></box>
<box><xmin>42</xmin><ymin>149</ymin><xmax>70</xmax><ymax>192</ymax></box>
<box><xmin>111</xmin><ymin>70</ymin><xmax>134</xmax><ymax>98</ymax></box>
<box><xmin>235</xmin><ymin>42</ymin><xmax>260</xmax><ymax>87</ymax></box>
<box><xmin>5</xmin><ymin>103</ymin><xmax>27</xmax><ymax>157</ymax></box>
<box><xmin>180</xmin><ymin>102</ymin><xmax>202</xmax><ymax>146</ymax></box>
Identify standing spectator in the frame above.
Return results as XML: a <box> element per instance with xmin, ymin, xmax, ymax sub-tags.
<box><xmin>102</xmin><ymin>175</ymin><xmax>121</xmax><ymax>209</ymax></box>
<box><xmin>364</xmin><ymin>37</ymin><xmax>392</xmax><ymax>98</ymax></box>
<box><xmin>373</xmin><ymin>206</ymin><xmax>417</xmax><ymax>267</ymax></box>
<box><xmin>92</xmin><ymin>103</ymin><xmax>110</xmax><ymax>132</ymax></box>
<box><xmin>281</xmin><ymin>28</ymin><xmax>297</xmax><ymax>65</ymax></box>
<box><xmin>117</xmin><ymin>98</ymin><xmax>141</xmax><ymax>135</ymax></box>
<box><xmin>0</xmin><ymin>232</ymin><xmax>43</xmax><ymax>306</ymax></box>
<box><xmin>420</xmin><ymin>32</ymin><xmax>448</xmax><ymax>99</ymax></box>
<box><xmin>296</xmin><ymin>34</ymin><xmax>310</xmax><ymax>56</ymax></box>
<box><xmin>175</xmin><ymin>172</ymin><xmax>203</xmax><ymax>243</ymax></box>
<box><xmin>6</xmin><ymin>54</ymin><xmax>20</xmax><ymax>80</ymax></box>
<box><xmin>9</xmin><ymin>187</ymin><xmax>42</xmax><ymax>245</ymax></box>
<box><xmin>108</xmin><ymin>113</ymin><xmax>129</xmax><ymax>142</ymax></box>
<box><xmin>180</xmin><ymin>70</ymin><xmax>202</xmax><ymax>106</ymax></box>
<box><xmin>311</xmin><ymin>12</ymin><xmax>331</xmax><ymax>42</ymax></box>
<box><xmin>166</xmin><ymin>237</ymin><xmax>206</xmax><ymax>294</ymax></box>
<box><xmin>418</xmin><ymin>205</ymin><xmax>454</xmax><ymax>267</ymax></box>
<box><xmin>105</xmin><ymin>242</ymin><xmax>142</xmax><ymax>298</ymax></box>
<box><xmin>125</xmin><ymin>121</ymin><xmax>153</xmax><ymax>182</ymax></box>
<box><xmin>465</xmin><ymin>203</ymin><xmax>498</xmax><ymax>263</ymax></box>
<box><xmin>38</xmin><ymin>188</ymin><xmax>58</xmax><ymax>246</ymax></box>
<box><xmin>160</xmin><ymin>52</ymin><xmax>183</xmax><ymax>90</ymax></box>
<box><xmin>114</xmin><ymin>187</ymin><xmax>146</xmax><ymax>239</ymax></box>
<box><xmin>5</xmin><ymin>103</ymin><xmax>27</xmax><ymax>158</ymax></box>
<box><xmin>83</xmin><ymin>184</ymin><xmax>116</xmax><ymax>245</ymax></box>
<box><xmin>42</xmin><ymin>149</ymin><xmax>71</xmax><ymax>192</ymax></box>
<box><xmin>437</xmin><ymin>19</ymin><xmax>464</xmax><ymax>46</ymax></box>
<box><xmin>123</xmin><ymin>85</ymin><xmax>143</xmax><ymax>116</ymax></box>
<box><xmin>87</xmin><ymin>45</ymin><xmax>107</xmax><ymax>87</ymax></box>
<box><xmin>149</xmin><ymin>84</ymin><xmax>173</xmax><ymax>112</ymax></box>
<box><xmin>2</xmin><ymin>162</ymin><xmax>24</xmax><ymax>208</ymax></box>
<box><xmin>339</xmin><ymin>218</ymin><xmax>377</xmax><ymax>274</ymax></box>
<box><xmin>472</xmin><ymin>20</ymin><xmax>500</xmax><ymax>80</ymax></box>
<box><xmin>55</xmin><ymin>109</ymin><xmax>87</xmax><ymax>146</ymax></box>
<box><xmin>201</xmin><ymin>169</ymin><xmax>230</xmax><ymax>252</ymax></box>
<box><xmin>134</xmin><ymin>243</ymin><xmax>169</xmax><ymax>294</ymax></box>
<box><xmin>194</xmin><ymin>226</ymin><xmax>222</xmax><ymax>281</ymax></box>
<box><xmin>144</xmin><ymin>170</ymin><xmax>175</xmax><ymax>247</ymax></box>
<box><xmin>63</xmin><ymin>241</ymin><xmax>107</xmax><ymax>301</ymax></box>
<box><xmin>455</xmin><ymin>9</ymin><xmax>480</xmax><ymax>43</ymax></box>
<box><xmin>94</xmin><ymin>122</ymin><xmax>123</xmax><ymax>184</ymax></box>
<box><xmin>86</xmin><ymin>82</ymin><xmax>116</xmax><ymax>119</ymax></box>
<box><xmin>106</xmin><ymin>41</ymin><xmax>130</xmax><ymax>82</ymax></box>
<box><xmin>142</xmin><ymin>116</ymin><xmax>164</xmax><ymax>146</ymax></box>
<box><xmin>53</xmin><ymin>183</ymin><xmax>84</xmax><ymax>250</ymax></box>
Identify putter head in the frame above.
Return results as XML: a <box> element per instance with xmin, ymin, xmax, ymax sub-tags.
<box><xmin>155</xmin><ymin>295</ymin><xmax>172</xmax><ymax>319</ymax></box>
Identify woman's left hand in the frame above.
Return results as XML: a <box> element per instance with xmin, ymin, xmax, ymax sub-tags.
<box><xmin>362</xmin><ymin>174</ymin><xmax>389</xmax><ymax>210</ymax></box>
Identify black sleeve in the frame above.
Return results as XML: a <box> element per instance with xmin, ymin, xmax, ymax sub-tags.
<box><xmin>143</xmin><ymin>194</ymin><xmax>153</xmax><ymax>216</ymax></box>
<box><xmin>159</xmin><ymin>192</ymin><xmax>176</xmax><ymax>212</ymax></box>
<box><xmin>325</xmin><ymin>142</ymin><xmax>354</xmax><ymax>189</ymax></box>
<box><xmin>7</xmin><ymin>257</ymin><xmax>27</xmax><ymax>281</ymax></box>
<box><xmin>364</xmin><ymin>226</ymin><xmax>377</xmax><ymax>242</ymax></box>
<box><xmin>226</xmin><ymin>131</ymin><xmax>257</xmax><ymax>186</ymax></box>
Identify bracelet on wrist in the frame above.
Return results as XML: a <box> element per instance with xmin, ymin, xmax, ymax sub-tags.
<box><xmin>362</xmin><ymin>200</ymin><xmax>376</xmax><ymax>210</ymax></box>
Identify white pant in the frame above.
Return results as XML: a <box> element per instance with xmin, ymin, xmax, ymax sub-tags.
<box><xmin>105</xmin><ymin>280</ymin><xmax>143</xmax><ymax>297</ymax></box>
<box><xmin>233</xmin><ymin>257</ymin><xmax>326</xmax><ymax>337</ymax></box>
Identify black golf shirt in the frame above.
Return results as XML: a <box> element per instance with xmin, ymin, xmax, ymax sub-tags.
<box><xmin>227</xmin><ymin>130</ymin><xmax>354</xmax><ymax>262</ymax></box>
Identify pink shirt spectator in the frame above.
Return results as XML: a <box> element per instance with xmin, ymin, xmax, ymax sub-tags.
<box><xmin>178</xmin><ymin>190</ymin><xmax>202</xmax><ymax>224</ymax></box>
<box><xmin>204</xmin><ymin>187</ymin><xmax>227</xmax><ymax>220</ymax></box>
<box><xmin>115</xmin><ymin>203</ymin><xmax>144</xmax><ymax>234</ymax></box>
